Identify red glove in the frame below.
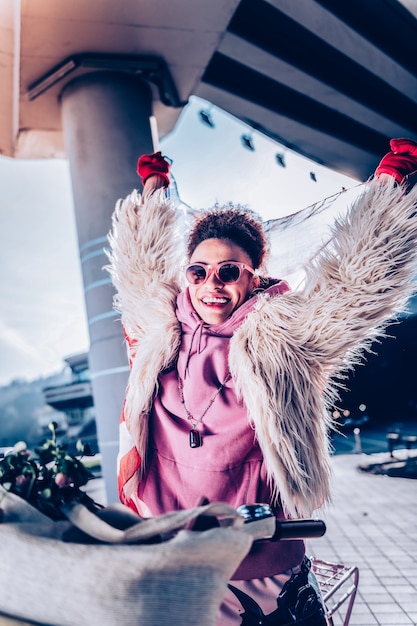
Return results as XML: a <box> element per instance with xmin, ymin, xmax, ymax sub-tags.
<box><xmin>137</xmin><ymin>151</ymin><xmax>170</xmax><ymax>187</ymax></box>
<box><xmin>375</xmin><ymin>138</ymin><xmax>417</xmax><ymax>184</ymax></box>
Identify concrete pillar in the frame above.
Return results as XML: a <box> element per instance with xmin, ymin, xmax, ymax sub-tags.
<box><xmin>60</xmin><ymin>72</ymin><xmax>154</xmax><ymax>503</ymax></box>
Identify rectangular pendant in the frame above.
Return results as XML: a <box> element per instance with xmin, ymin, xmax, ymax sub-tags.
<box><xmin>189</xmin><ymin>429</ymin><xmax>201</xmax><ymax>448</ymax></box>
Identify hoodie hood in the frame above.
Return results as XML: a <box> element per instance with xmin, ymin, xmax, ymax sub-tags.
<box><xmin>175</xmin><ymin>280</ymin><xmax>290</xmax><ymax>377</ymax></box>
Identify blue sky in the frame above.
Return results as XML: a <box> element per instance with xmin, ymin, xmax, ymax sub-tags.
<box><xmin>0</xmin><ymin>96</ymin><xmax>358</xmax><ymax>386</ymax></box>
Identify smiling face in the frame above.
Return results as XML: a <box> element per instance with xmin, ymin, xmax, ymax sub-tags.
<box><xmin>187</xmin><ymin>238</ymin><xmax>258</xmax><ymax>325</ymax></box>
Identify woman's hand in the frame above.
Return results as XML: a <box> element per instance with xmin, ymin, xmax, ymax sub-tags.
<box><xmin>137</xmin><ymin>151</ymin><xmax>171</xmax><ymax>189</ymax></box>
<box><xmin>374</xmin><ymin>138</ymin><xmax>417</xmax><ymax>189</ymax></box>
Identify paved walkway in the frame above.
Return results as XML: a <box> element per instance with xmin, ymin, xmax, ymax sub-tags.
<box><xmin>307</xmin><ymin>449</ymin><xmax>417</xmax><ymax>626</ymax></box>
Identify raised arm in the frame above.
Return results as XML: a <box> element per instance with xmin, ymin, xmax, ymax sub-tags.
<box><xmin>272</xmin><ymin>140</ymin><xmax>417</xmax><ymax>383</ymax></box>
<box><xmin>106</xmin><ymin>152</ymin><xmax>184</xmax><ymax>344</ymax></box>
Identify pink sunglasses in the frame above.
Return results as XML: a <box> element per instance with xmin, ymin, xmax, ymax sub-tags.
<box><xmin>184</xmin><ymin>261</ymin><xmax>255</xmax><ymax>285</ymax></box>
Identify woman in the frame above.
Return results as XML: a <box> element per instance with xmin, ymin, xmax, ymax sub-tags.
<box><xmin>107</xmin><ymin>140</ymin><xmax>417</xmax><ymax>625</ymax></box>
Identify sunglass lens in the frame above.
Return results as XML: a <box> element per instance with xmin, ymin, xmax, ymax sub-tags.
<box><xmin>218</xmin><ymin>263</ymin><xmax>240</xmax><ymax>283</ymax></box>
<box><xmin>186</xmin><ymin>264</ymin><xmax>207</xmax><ymax>284</ymax></box>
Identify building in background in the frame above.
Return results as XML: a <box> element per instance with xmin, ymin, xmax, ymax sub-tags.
<box><xmin>43</xmin><ymin>353</ymin><xmax>98</xmax><ymax>456</ymax></box>
<box><xmin>43</xmin><ymin>353</ymin><xmax>93</xmax><ymax>427</ymax></box>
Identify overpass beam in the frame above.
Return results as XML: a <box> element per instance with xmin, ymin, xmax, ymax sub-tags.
<box><xmin>61</xmin><ymin>72</ymin><xmax>154</xmax><ymax>504</ymax></box>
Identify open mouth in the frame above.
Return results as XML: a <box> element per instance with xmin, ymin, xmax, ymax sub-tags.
<box><xmin>201</xmin><ymin>296</ymin><xmax>229</xmax><ymax>305</ymax></box>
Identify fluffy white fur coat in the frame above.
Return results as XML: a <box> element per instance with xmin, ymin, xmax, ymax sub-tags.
<box><xmin>107</xmin><ymin>182</ymin><xmax>417</xmax><ymax>517</ymax></box>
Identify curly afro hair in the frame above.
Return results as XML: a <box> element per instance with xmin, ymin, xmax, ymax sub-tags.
<box><xmin>187</xmin><ymin>205</ymin><xmax>268</xmax><ymax>269</ymax></box>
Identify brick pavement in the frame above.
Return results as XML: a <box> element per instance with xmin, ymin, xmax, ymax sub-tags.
<box><xmin>307</xmin><ymin>450</ymin><xmax>417</xmax><ymax>626</ymax></box>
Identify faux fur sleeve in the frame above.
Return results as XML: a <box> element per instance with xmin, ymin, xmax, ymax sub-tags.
<box><xmin>278</xmin><ymin>181</ymin><xmax>417</xmax><ymax>382</ymax></box>
<box><xmin>233</xmin><ymin>181</ymin><xmax>417</xmax><ymax>404</ymax></box>
<box><xmin>106</xmin><ymin>189</ymin><xmax>185</xmax><ymax>341</ymax></box>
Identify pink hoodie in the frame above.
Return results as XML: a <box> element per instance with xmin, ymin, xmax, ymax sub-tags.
<box><xmin>137</xmin><ymin>281</ymin><xmax>305</xmax><ymax>579</ymax></box>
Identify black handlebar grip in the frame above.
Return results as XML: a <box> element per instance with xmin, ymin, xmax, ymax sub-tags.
<box><xmin>271</xmin><ymin>519</ymin><xmax>326</xmax><ymax>541</ymax></box>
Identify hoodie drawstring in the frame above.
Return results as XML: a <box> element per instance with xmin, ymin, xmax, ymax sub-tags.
<box><xmin>183</xmin><ymin>319</ymin><xmax>206</xmax><ymax>378</ymax></box>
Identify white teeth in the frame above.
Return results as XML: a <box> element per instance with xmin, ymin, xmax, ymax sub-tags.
<box><xmin>202</xmin><ymin>297</ymin><xmax>228</xmax><ymax>304</ymax></box>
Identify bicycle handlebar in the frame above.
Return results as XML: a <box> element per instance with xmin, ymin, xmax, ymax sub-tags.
<box><xmin>236</xmin><ymin>503</ymin><xmax>326</xmax><ymax>541</ymax></box>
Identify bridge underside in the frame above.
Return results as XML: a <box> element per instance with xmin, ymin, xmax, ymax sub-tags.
<box><xmin>1</xmin><ymin>0</ymin><xmax>417</xmax><ymax>178</ymax></box>
<box><xmin>197</xmin><ymin>0</ymin><xmax>417</xmax><ymax>180</ymax></box>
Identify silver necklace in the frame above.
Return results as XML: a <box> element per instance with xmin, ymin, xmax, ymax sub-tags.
<box><xmin>177</xmin><ymin>372</ymin><xmax>231</xmax><ymax>448</ymax></box>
